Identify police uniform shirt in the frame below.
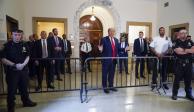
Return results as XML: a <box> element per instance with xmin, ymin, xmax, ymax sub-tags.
<box><xmin>150</xmin><ymin>36</ymin><xmax>172</xmax><ymax>54</ymax></box>
<box><xmin>1</xmin><ymin>41</ymin><xmax>30</xmax><ymax>64</ymax></box>
<box><xmin>173</xmin><ymin>39</ymin><xmax>194</xmax><ymax>59</ymax></box>
<box><xmin>80</xmin><ymin>42</ymin><xmax>92</xmax><ymax>53</ymax></box>
<box><xmin>121</xmin><ymin>42</ymin><xmax>125</xmax><ymax>48</ymax></box>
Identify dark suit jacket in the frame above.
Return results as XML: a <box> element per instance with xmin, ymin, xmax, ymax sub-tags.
<box><xmin>101</xmin><ymin>36</ymin><xmax>119</xmax><ymax>63</ymax></box>
<box><xmin>47</xmin><ymin>36</ymin><xmax>64</xmax><ymax>58</ymax></box>
<box><xmin>133</xmin><ymin>38</ymin><xmax>147</xmax><ymax>56</ymax></box>
<box><xmin>35</xmin><ymin>39</ymin><xmax>51</xmax><ymax>59</ymax></box>
<box><xmin>118</xmin><ymin>42</ymin><xmax>129</xmax><ymax>57</ymax></box>
<box><xmin>27</xmin><ymin>41</ymin><xmax>36</xmax><ymax>58</ymax></box>
<box><xmin>62</xmin><ymin>39</ymin><xmax>72</xmax><ymax>56</ymax></box>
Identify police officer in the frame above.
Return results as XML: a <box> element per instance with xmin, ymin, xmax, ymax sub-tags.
<box><xmin>172</xmin><ymin>29</ymin><xmax>194</xmax><ymax>101</ymax></box>
<box><xmin>1</xmin><ymin>29</ymin><xmax>37</xmax><ymax>112</ymax></box>
<box><xmin>80</xmin><ymin>36</ymin><xmax>92</xmax><ymax>72</ymax></box>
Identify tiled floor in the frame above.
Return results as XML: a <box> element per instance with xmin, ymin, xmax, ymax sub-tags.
<box><xmin>1</xmin><ymin>85</ymin><xmax>194</xmax><ymax>112</ymax></box>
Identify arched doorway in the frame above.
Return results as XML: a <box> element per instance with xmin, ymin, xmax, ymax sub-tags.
<box><xmin>79</xmin><ymin>15</ymin><xmax>103</xmax><ymax>57</ymax></box>
<box><xmin>73</xmin><ymin>0</ymin><xmax>121</xmax><ymax>58</ymax></box>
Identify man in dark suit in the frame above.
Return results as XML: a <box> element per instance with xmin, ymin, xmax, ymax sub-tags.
<box><xmin>47</xmin><ymin>28</ymin><xmax>64</xmax><ymax>81</ymax></box>
<box><xmin>118</xmin><ymin>36</ymin><xmax>130</xmax><ymax>74</ymax></box>
<box><xmin>61</xmin><ymin>34</ymin><xmax>72</xmax><ymax>74</ymax></box>
<box><xmin>133</xmin><ymin>31</ymin><xmax>147</xmax><ymax>79</ymax></box>
<box><xmin>98</xmin><ymin>28</ymin><xmax>119</xmax><ymax>93</ymax></box>
<box><xmin>27</xmin><ymin>35</ymin><xmax>36</xmax><ymax>79</ymax></box>
<box><xmin>35</xmin><ymin>31</ymin><xmax>54</xmax><ymax>91</ymax></box>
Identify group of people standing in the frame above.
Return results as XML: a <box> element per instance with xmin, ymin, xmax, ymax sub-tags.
<box><xmin>1</xmin><ymin>26</ymin><xmax>194</xmax><ymax>112</ymax></box>
<box><xmin>0</xmin><ymin>28</ymin><xmax>73</xmax><ymax>112</ymax></box>
<box><xmin>98</xmin><ymin>27</ymin><xmax>194</xmax><ymax>102</ymax></box>
<box><xmin>92</xmin><ymin>27</ymin><xmax>173</xmax><ymax>94</ymax></box>
<box><xmin>27</xmin><ymin>28</ymin><xmax>72</xmax><ymax>91</ymax></box>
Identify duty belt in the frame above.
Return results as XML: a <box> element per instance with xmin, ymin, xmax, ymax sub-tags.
<box><xmin>177</xmin><ymin>58</ymin><xmax>191</xmax><ymax>67</ymax></box>
<box><xmin>7</xmin><ymin>65</ymin><xmax>28</xmax><ymax>71</ymax></box>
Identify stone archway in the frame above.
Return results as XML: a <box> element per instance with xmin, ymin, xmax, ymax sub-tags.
<box><xmin>73</xmin><ymin>0</ymin><xmax>121</xmax><ymax>57</ymax></box>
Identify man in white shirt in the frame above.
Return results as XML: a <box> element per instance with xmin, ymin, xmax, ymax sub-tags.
<box><xmin>150</xmin><ymin>27</ymin><xmax>172</xmax><ymax>90</ymax></box>
<box><xmin>80</xmin><ymin>36</ymin><xmax>92</xmax><ymax>72</ymax></box>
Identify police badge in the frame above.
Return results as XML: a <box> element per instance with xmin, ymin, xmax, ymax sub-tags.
<box><xmin>22</xmin><ymin>46</ymin><xmax>27</xmax><ymax>53</ymax></box>
<box><xmin>172</xmin><ymin>42</ymin><xmax>176</xmax><ymax>47</ymax></box>
<box><xmin>188</xmin><ymin>42</ymin><xmax>191</xmax><ymax>47</ymax></box>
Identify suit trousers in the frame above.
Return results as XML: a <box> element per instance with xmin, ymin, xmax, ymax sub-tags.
<box><xmin>102</xmin><ymin>59</ymin><xmax>117</xmax><ymax>88</ymax></box>
<box><xmin>6</xmin><ymin>68</ymin><xmax>30</xmax><ymax>108</ymax></box>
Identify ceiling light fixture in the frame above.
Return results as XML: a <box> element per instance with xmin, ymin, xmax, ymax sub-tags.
<box><xmin>90</xmin><ymin>7</ymin><xmax>96</xmax><ymax>21</ymax></box>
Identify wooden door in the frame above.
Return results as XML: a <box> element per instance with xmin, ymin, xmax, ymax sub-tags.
<box><xmin>79</xmin><ymin>15</ymin><xmax>103</xmax><ymax>57</ymax></box>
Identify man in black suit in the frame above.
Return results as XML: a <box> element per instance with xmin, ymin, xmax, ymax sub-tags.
<box><xmin>35</xmin><ymin>31</ymin><xmax>54</xmax><ymax>91</ymax></box>
<box><xmin>47</xmin><ymin>28</ymin><xmax>64</xmax><ymax>81</ymax></box>
<box><xmin>27</xmin><ymin>35</ymin><xmax>36</xmax><ymax>79</ymax></box>
<box><xmin>133</xmin><ymin>31</ymin><xmax>147</xmax><ymax>79</ymax></box>
<box><xmin>61</xmin><ymin>34</ymin><xmax>72</xmax><ymax>74</ymax></box>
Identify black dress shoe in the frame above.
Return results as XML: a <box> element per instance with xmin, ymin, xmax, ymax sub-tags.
<box><xmin>136</xmin><ymin>76</ymin><xmax>139</xmax><ymax>79</ymax></box>
<box><xmin>140</xmin><ymin>75</ymin><xmax>146</xmax><ymax>79</ymax></box>
<box><xmin>172</xmin><ymin>95</ymin><xmax>178</xmax><ymax>100</ymax></box>
<box><xmin>163</xmin><ymin>85</ymin><xmax>169</xmax><ymax>90</ymax></box>
<box><xmin>186</xmin><ymin>94</ymin><xmax>194</xmax><ymax>101</ymax></box>
<box><xmin>68</xmin><ymin>71</ymin><xmax>72</xmax><ymax>74</ymax></box>
<box><xmin>23</xmin><ymin>101</ymin><xmax>37</xmax><ymax>107</ymax></box>
<box><xmin>151</xmin><ymin>83</ymin><xmax>157</xmax><ymax>90</ymax></box>
<box><xmin>109</xmin><ymin>88</ymin><xmax>118</xmax><ymax>92</ymax></box>
<box><xmin>126</xmin><ymin>72</ymin><xmax>129</xmax><ymax>75</ymax></box>
<box><xmin>151</xmin><ymin>86</ymin><xmax>155</xmax><ymax>90</ymax></box>
<box><xmin>48</xmin><ymin>85</ymin><xmax>55</xmax><ymax>89</ymax></box>
<box><xmin>104</xmin><ymin>89</ymin><xmax>110</xmax><ymax>94</ymax></box>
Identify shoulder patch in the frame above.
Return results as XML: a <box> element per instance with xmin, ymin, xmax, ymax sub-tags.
<box><xmin>188</xmin><ymin>41</ymin><xmax>192</xmax><ymax>47</ymax></box>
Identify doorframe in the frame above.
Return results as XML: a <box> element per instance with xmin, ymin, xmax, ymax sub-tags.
<box><xmin>169</xmin><ymin>23</ymin><xmax>189</xmax><ymax>37</ymax></box>
<box><xmin>126</xmin><ymin>21</ymin><xmax>152</xmax><ymax>38</ymax></box>
<box><xmin>32</xmin><ymin>17</ymin><xmax>68</xmax><ymax>35</ymax></box>
<box><xmin>6</xmin><ymin>15</ymin><xmax>19</xmax><ymax>40</ymax></box>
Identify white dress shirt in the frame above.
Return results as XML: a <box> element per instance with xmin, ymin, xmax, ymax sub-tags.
<box><xmin>54</xmin><ymin>36</ymin><xmax>59</xmax><ymax>45</ymax></box>
<box><xmin>63</xmin><ymin>39</ymin><xmax>68</xmax><ymax>52</ymax></box>
<box><xmin>109</xmin><ymin>36</ymin><xmax>115</xmax><ymax>45</ymax></box>
<box><xmin>80</xmin><ymin>42</ymin><xmax>92</xmax><ymax>53</ymax></box>
<box><xmin>41</xmin><ymin>39</ymin><xmax>48</xmax><ymax>58</ymax></box>
<box><xmin>121</xmin><ymin>42</ymin><xmax>125</xmax><ymax>48</ymax></box>
<box><xmin>149</xmin><ymin>36</ymin><xmax>172</xmax><ymax>54</ymax></box>
<box><xmin>139</xmin><ymin>38</ymin><xmax>144</xmax><ymax>47</ymax></box>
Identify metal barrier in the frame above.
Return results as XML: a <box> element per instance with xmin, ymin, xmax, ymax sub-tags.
<box><xmin>80</xmin><ymin>56</ymin><xmax>175</xmax><ymax>103</ymax></box>
<box><xmin>0</xmin><ymin>56</ymin><xmax>177</xmax><ymax>102</ymax></box>
<box><xmin>0</xmin><ymin>58</ymin><xmax>81</xmax><ymax>95</ymax></box>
